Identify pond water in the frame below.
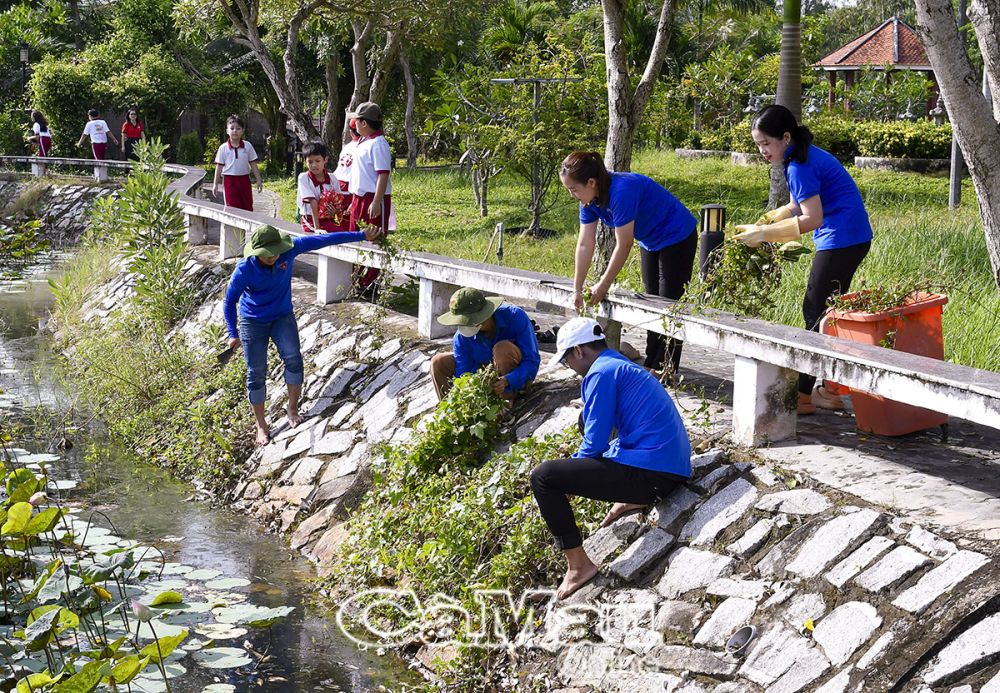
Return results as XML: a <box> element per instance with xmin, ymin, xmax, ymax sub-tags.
<box><xmin>0</xmin><ymin>272</ymin><xmax>420</xmax><ymax>691</ymax></box>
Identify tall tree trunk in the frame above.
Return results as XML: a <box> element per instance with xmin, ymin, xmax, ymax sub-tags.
<box><xmin>916</xmin><ymin>0</ymin><xmax>1000</xmax><ymax>288</ymax></box>
<box><xmin>598</xmin><ymin>0</ymin><xmax>677</xmax><ymax>270</ymax></box>
<box><xmin>769</xmin><ymin>0</ymin><xmax>801</xmax><ymax>208</ymax></box>
<box><xmin>968</xmin><ymin>0</ymin><xmax>1000</xmax><ymax>121</ymax></box>
<box><xmin>68</xmin><ymin>0</ymin><xmax>83</xmax><ymax>50</ymax></box>
<box><xmin>368</xmin><ymin>28</ymin><xmax>402</xmax><ymax>105</ymax></box>
<box><xmin>344</xmin><ymin>19</ymin><xmax>373</xmax><ymax>142</ymax></box>
<box><xmin>321</xmin><ymin>45</ymin><xmax>341</xmax><ymax>150</ymax></box>
<box><xmin>400</xmin><ymin>52</ymin><xmax>418</xmax><ymax>169</ymax></box>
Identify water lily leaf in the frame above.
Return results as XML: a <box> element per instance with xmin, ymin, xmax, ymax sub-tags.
<box><xmin>20</xmin><ymin>558</ymin><xmax>62</xmax><ymax>603</ymax></box>
<box><xmin>2</xmin><ymin>502</ymin><xmax>33</xmax><ymax>535</ymax></box>
<box><xmin>54</xmin><ymin>660</ymin><xmax>111</xmax><ymax>693</ymax></box>
<box><xmin>139</xmin><ymin>629</ymin><xmax>188</xmax><ymax>663</ymax></box>
<box><xmin>150</xmin><ymin>591</ymin><xmax>184</xmax><ymax>606</ymax></box>
<box><xmin>132</xmin><ymin>676</ymin><xmax>168</xmax><ymax>693</ymax></box>
<box><xmin>108</xmin><ymin>654</ymin><xmax>150</xmax><ymax>686</ymax></box>
<box><xmin>194</xmin><ymin>622</ymin><xmax>247</xmax><ymax>640</ymax></box>
<box><xmin>22</xmin><ymin>607</ymin><xmax>60</xmax><ymax>650</ymax></box>
<box><xmin>28</xmin><ymin>605</ymin><xmax>79</xmax><ymax>634</ymax></box>
<box><xmin>48</xmin><ymin>479</ymin><xmax>78</xmax><ymax>491</ymax></box>
<box><xmin>93</xmin><ymin>586</ymin><xmax>113</xmax><ymax>602</ymax></box>
<box><xmin>14</xmin><ymin>452</ymin><xmax>61</xmax><ymax>464</ymax></box>
<box><xmin>191</xmin><ymin>646</ymin><xmax>253</xmax><ymax>669</ymax></box>
<box><xmin>144</xmin><ymin>578</ymin><xmax>189</xmax><ymax>591</ymax></box>
<box><xmin>204</xmin><ymin>577</ymin><xmax>251</xmax><ymax>590</ymax></box>
<box><xmin>24</xmin><ymin>507</ymin><xmax>63</xmax><ymax>536</ymax></box>
<box><xmin>201</xmin><ymin>685</ymin><xmax>236</xmax><ymax>693</ymax></box>
<box><xmin>159</xmin><ymin>562</ymin><xmax>193</xmax><ymax>576</ymax></box>
<box><xmin>16</xmin><ymin>671</ymin><xmax>62</xmax><ymax>693</ymax></box>
<box><xmin>184</xmin><ymin>568</ymin><xmax>223</xmax><ymax>581</ymax></box>
<box><xmin>133</xmin><ymin>620</ymin><xmax>188</xmax><ymax>641</ymax></box>
<box><xmin>6</xmin><ymin>468</ymin><xmax>38</xmax><ymax>497</ymax></box>
<box><xmin>37</xmin><ymin>574</ymin><xmax>82</xmax><ymax>604</ymax></box>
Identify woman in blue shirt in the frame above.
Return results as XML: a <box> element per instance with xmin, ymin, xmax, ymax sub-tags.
<box><xmin>224</xmin><ymin>224</ymin><xmax>381</xmax><ymax>445</ymax></box>
<box><xmin>735</xmin><ymin>105</ymin><xmax>873</xmax><ymax>414</ymax></box>
<box><xmin>560</xmin><ymin>152</ymin><xmax>698</xmax><ymax>378</ymax></box>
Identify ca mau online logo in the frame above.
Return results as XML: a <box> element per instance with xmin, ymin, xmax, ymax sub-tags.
<box><xmin>335</xmin><ymin>588</ymin><xmax>659</xmax><ymax>650</ymax></box>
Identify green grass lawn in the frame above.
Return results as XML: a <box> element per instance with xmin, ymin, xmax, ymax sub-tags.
<box><xmin>267</xmin><ymin>150</ymin><xmax>999</xmax><ymax>372</ymax></box>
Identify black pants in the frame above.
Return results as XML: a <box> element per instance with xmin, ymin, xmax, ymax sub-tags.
<box><xmin>640</xmin><ymin>230</ymin><xmax>698</xmax><ymax>372</ymax></box>
<box><xmin>123</xmin><ymin>137</ymin><xmax>141</xmax><ymax>161</ymax></box>
<box><xmin>530</xmin><ymin>456</ymin><xmax>687</xmax><ymax>550</ymax></box>
<box><xmin>799</xmin><ymin>241</ymin><xmax>871</xmax><ymax>394</ymax></box>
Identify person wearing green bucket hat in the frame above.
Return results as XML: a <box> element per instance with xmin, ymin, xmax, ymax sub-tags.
<box><xmin>429</xmin><ymin>287</ymin><xmax>540</xmax><ymax>401</ymax></box>
<box><xmin>223</xmin><ymin>223</ymin><xmax>382</xmax><ymax>446</ymax></box>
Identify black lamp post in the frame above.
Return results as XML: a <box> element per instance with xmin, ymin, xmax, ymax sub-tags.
<box><xmin>698</xmin><ymin>204</ymin><xmax>727</xmax><ymax>280</ymax></box>
<box><xmin>19</xmin><ymin>43</ymin><xmax>29</xmax><ymax>94</ymax></box>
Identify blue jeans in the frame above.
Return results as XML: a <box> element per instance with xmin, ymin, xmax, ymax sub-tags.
<box><xmin>239</xmin><ymin>312</ymin><xmax>303</xmax><ymax>405</ymax></box>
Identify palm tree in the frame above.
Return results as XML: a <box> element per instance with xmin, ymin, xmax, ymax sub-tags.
<box><xmin>769</xmin><ymin>0</ymin><xmax>801</xmax><ymax>206</ymax></box>
<box><xmin>481</xmin><ymin>0</ymin><xmax>560</xmax><ymax>64</ymax></box>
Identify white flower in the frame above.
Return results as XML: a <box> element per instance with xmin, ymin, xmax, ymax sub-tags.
<box><xmin>28</xmin><ymin>492</ymin><xmax>47</xmax><ymax>507</ymax></box>
<box><xmin>130</xmin><ymin>599</ymin><xmax>153</xmax><ymax>622</ymax></box>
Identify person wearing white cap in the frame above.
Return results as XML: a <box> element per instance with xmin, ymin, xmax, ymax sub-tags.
<box><xmin>531</xmin><ymin>317</ymin><xmax>692</xmax><ymax>599</ymax></box>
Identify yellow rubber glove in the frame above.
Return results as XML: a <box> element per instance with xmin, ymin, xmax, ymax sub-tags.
<box><xmin>755</xmin><ymin>204</ymin><xmax>796</xmax><ymax>226</ymax></box>
<box><xmin>733</xmin><ymin>217</ymin><xmax>801</xmax><ymax>248</ymax></box>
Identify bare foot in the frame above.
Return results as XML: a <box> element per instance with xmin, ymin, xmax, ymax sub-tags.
<box><xmin>557</xmin><ymin>562</ymin><xmax>600</xmax><ymax>600</ymax></box>
<box><xmin>255</xmin><ymin>425</ymin><xmax>271</xmax><ymax>447</ymax></box>
<box><xmin>600</xmin><ymin>502</ymin><xmax>646</xmax><ymax>528</ymax></box>
<box><xmin>287</xmin><ymin>409</ymin><xmax>304</xmax><ymax>428</ymax></box>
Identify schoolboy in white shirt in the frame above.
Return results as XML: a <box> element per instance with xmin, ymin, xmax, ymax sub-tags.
<box><xmin>212</xmin><ymin>114</ymin><xmax>263</xmax><ymax>212</ymax></box>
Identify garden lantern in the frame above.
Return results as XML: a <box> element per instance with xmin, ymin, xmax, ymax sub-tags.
<box><xmin>19</xmin><ymin>42</ymin><xmax>29</xmax><ymax>93</ymax></box>
<box><xmin>698</xmin><ymin>204</ymin><xmax>726</xmax><ymax>280</ymax></box>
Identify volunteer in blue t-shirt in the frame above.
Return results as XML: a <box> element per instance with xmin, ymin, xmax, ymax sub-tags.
<box><xmin>430</xmin><ymin>287</ymin><xmax>541</xmax><ymax>401</ymax></box>
<box><xmin>560</xmin><ymin>151</ymin><xmax>698</xmax><ymax>378</ymax></box>
<box><xmin>530</xmin><ymin>317</ymin><xmax>692</xmax><ymax>600</ymax></box>
<box><xmin>734</xmin><ymin>105</ymin><xmax>873</xmax><ymax>415</ymax></box>
<box><xmin>224</xmin><ymin>224</ymin><xmax>382</xmax><ymax>446</ymax></box>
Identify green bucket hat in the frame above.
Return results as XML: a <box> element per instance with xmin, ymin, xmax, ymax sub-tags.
<box><xmin>437</xmin><ymin>287</ymin><xmax>504</xmax><ymax>326</ymax></box>
<box><xmin>245</xmin><ymin>225</ymin><xmax>294</xmax><ymax>258</ymax></box>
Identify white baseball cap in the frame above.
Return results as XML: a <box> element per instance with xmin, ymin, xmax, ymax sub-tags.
<box><xmin>548</xmin><ymin>317</ymin><xmax>605</xmax><ymax>367</ymax></box>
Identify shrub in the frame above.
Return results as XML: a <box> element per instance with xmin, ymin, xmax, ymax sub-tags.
<box><xmin>699</xmin><ymin>127</ymin><xmax>732</xmax><ymax>151</ymax></box>
<box><xmin>808</xmin><ymin>115</ymin><xmax>859</xmax><ymax>160</ymax></box>
<box><xmin>203</xmin><ymin>134</ymin><xmax>221</xmax><ymax>165</ymax></box>
<box><xmin>267</xmin><ymin>133</ymin><xmax>285</xmax><ymax>164</ymax></box>
<box><xmin>176</xmin><ymin>131</ymin><xmax>203</xmax><ymax>165</ymax></box>
<box><xmin>0</xmin><ymin>106</ymin><xmax>26</xmax><ymax>155</ymax></box>
<box><xmin>729</xmin><ymin>115</ymin><xmax>757</xmax><ymax>153</ymax></box>
<box><xmin>854</xmin><ymin>120</ymin><xmax>951</xmax><ymax>159</ymax></box>
<box><xmin>28</xmin><ymin>58</ymin><xmax>95</xmax><ymax>157</ymax></box>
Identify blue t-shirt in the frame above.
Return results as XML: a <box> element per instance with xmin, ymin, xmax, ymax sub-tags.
<box><xmin>223</xmin><ymin>231</ymin><xmax>365</xmax><ymax>337</ymax></box>
<box><xmin>785</xmin><ymin>145</ymin><xmax>873</xmax><ymax>251</ymax></box>
<box><xmin>574</xmin><ymin>349</ymin><xmax>691</xmax><ymax>477</ymax></box>
<box><xmin>579</xmin><ymin>172</ymin><xmax>697</xmax><ymax>252</ymax></box>
<box><xmin>453</xmin><ymin>304</ymin><xmax>540</xmax><ymax>392</ymax></box>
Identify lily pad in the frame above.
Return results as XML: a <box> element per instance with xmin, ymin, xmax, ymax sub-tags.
<box><xmin>47</xmin><ymin>479</ymin><xmax>79</xmax><ymax>491</ymax></box>
<box><xmin>204</xmin><ymin>577</ymin><xmax>251</xmax><ymax>590</ymax></box>
<box><xmin>201</xmin><ymin>685</ymin><xmax>236</xmax><ymax>693</ymax></box>
<box><xmin>191</xmin><ymin>646</ymin><xmax>253</xmax><ymax>669</ymax></box>
<box><xmin>184</xmin><ymin>568</ymin><xmax>223</xmax><ymax>581</ymax></box>
<box><xmin>213</xmin><ymin>604</ymin><xmax>294</xmax><ymax>628</ymax></box>
<box><xmin>195</xmin><ymin>623</ymin><xmax>248</xmax><ymax>640</ymax></box>
<box><xmin>159</xmin><ymin>562</ymin><xmax>194</xmax><ymax>576</ymax></box>
<box><xmin>150</xmin><ymin>590</ymin><xmax>184</xmax><ymax>606</ymax></box>
<box><xmin>132</xmin><ymin>620</ymin><xmax>188</xmax><ymax>640</ymax></box>
<box><xmin>15</xmin><ymin>452</ymin><xmax>61</xmax><ymax>464</ymax></box>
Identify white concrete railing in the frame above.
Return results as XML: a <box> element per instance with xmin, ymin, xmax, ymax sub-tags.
<box><xmin>4</xmin><ymin>155</ymin><xmax>1000</xmax><ymax>445</ymax></box>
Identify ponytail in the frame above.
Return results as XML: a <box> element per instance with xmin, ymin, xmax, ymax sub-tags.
<box><xmin>751</xmin><ymin>105</ymin><xmax>813</xmax><ymax>165</ymax></box>
<box><xmin>560</xmin><ymin>151</ymin><xmax>612</xmax><ymax>206</ymax></box>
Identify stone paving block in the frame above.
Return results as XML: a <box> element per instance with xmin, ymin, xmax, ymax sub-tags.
<box><xmin>755</xmin><ymin>489</ymin><xmax>832</xmax><ymax>515</ymax></box>
<box><xmin>600</xmin><ymin>671</ymin><xmax>683</xmax><ymax>693</ymax></box>
<box><xmin>609</xmin><ymin>528</ymin><xmax>675</xmax><ymax>582</ymax></box>
<box><xmin>289</xmin><ymin>505</ymin><xmax>336</xmax><ymax>550</ymax></box>
<box><xmin>647</xmin><ymin>645</ymin><xmax>739</xmax><ymax>677</ymax></box>
<box><xmin>766</xmin><ymin>645</ymin><xmax>831</xmax><ymax>693</ymax></box>
<box><xmin>653</xmin><ymin>600</ymin><xmax>702</xmax><ymax>633</ymax></box>
<box><xmin>981</xmin><ymin>670</ymin><xmax>1000</xmax><ymax>693</ymax></box>
<box><xmin>313</xmin><ymin>429</ymin><xmax>355</xmax><ymax>456</ymax></box>
<box><xmin>706</xmin><ymin>578</ymin><xmax>768</xmax><ymax>601</ymax></box>
<box><xmin>892</xmin><ymin>550</ymin><xmax>990</xmax><ymax>614</ymax></box>
<box><xmin>531</xmin><ymin>406</ymin><xmax>581</xmax><ymax>440</ymax></box>
<box><xmin>948</xmin><ymin>686</ymin><xmax>973</xmax><ymax>693</ymax></box>
<box><xmin>693</xmin><ymin>597</ymin><xmax>757</xmax><ymax>648</ymax></box>
<box><xmin>824</xmin><ymin>536</ymin><xmax>895</xmax><ymax>588</ymax></box>
<box><xmin>656</xmin><ymin>548</ymin><xmax>734</xmax><ymax>598</ymax></box>
<box><xmin>921</xmin><ymin>612</ymin><xmax>1000</xmax><ymax>686</ymax></box>
<box><xmin>756</xmin><ymin>522</ymin><xmax>817</xmax><ymax>577</ymax></box>
<box><xmin>583</xmin><ymin>515</ymin><xmax>644</xmax><ymax>565</ymax></box>
<box><xmin>558</xmin><ymin>643</ymin><xmax>619</xmax><ymax>687</ymax></box>
<box><xmin>781</xmin><ymin>593</ymin><xmax>826</xmax><ymax>631</ymax></box>
<box><xmin>905</xmin><ymin>525</ymin><xmax>958</xmax><ymax>560</ymax></box>
<box><xmin>726</xmin><ymin>518</ymin><xmax>774</xmax><ymax>558</ymax></box>
<box><xmin>739</xmin><ymin>624</ymin><xmax>815</xmax><ymax>686</ymax></box>
<box><xmin>691</xmin><ymin>449</ymin><xmax>725</xmax><ymax>469</ymax></box>
<box><xmin>751</xmin><ymin>466</ymin><xmax>780</xmax><ymax>487</ymax></box>
<box><xmin>361</xmin><ymin>387</ymin><xmax>400</xmax><ymax>444</ymax></box>
<box><xmin>813</xmin><ymin>669</ymin><xmax>854</xmax><ymax>693</ymax></box>
<box><xmin>856</xmin><ymin>631</ymin><xmax>895</xmax><ymax>670</ymax></box>
<box><xmin>853</xmin><ymin>546</ymin><xmax>931</xmax><ymax>593</ymax></box>
<box><xmin>651</xmin><ymin>486</ymin><xmax>701</xmax><ymax>530</ymax></box>
<box><xmin>784</xmin><ymin>509</ymin><xmax>883</xmax><ymax>579</ymax></box>
<box><xmin>813</xmin><ymin>601</ymin><xmax>882</xmax><ymax>666</ymax></box>
<box><xmin>328</xmin><ymin>402</ymin><xmax>356</xmax><ymax>427</ymax></box>
<box><xmin>679</xmin><ymin>479</ymin><xmax>758</xmax><ymax>545</ymax></box>
<box><xmin>692</xmin><ymin>464</ymin><xmax>737</xmax><ymax>494</ymax></box>
<box><xmin>712</xmin><ymin>684</ymin><xmax>755</xmax><ymax>693</ymax></box>
<box><xmin>282</xmin><ymin>456</ymin><xmax>326</xmax><ymax>486</ymax></box>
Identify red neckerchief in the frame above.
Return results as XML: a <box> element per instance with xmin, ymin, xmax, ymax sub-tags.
<box><xmin>227</xmin><ymin>138</ymin><xmax>245</xmax><ymax>158</ymax></box>
<box><xmin>308</xmin><ymin>171</ymin><xmax>331</xmax><ymax>188</ymax></box>
<box><xmin>358</xmin><ymin>130</ymin><xmax>384</xmax><ymax>143</ymax></box>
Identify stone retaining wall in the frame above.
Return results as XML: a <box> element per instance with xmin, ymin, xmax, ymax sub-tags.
<box><xmin>0</xmin><ymin>178</ymin><xmax>116</xmax><ymax>244</ymax></box>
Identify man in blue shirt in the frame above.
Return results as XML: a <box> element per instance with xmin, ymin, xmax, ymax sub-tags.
<box><xmin>224</xmin><ymin>224</ymin><xmax>381</xmax><ymax>446</ymax></box>
<box><xmin>531</xmin><ymin>317</ymin><xmax>691</xmax><ymax>600</ymax></box>
<box><xmin>430</xmin><ymin>287</ymin><xmax>540</xmax><ymax>401</ymax></box>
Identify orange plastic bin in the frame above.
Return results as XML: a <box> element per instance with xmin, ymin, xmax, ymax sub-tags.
<box><xmin>826</xmin><ymin>291</ymin><xmax>949</xmax><ymax>436</ymax></box>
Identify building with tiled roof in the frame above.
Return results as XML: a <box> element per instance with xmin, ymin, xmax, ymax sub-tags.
<box><xmin>813</xmin><ymin>17</ymin><xmax>937</xmax><ymax>113</ymax></box>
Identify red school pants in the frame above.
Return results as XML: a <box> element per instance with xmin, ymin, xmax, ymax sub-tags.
<box><xmin>223</xmin><ymin>174</ymin><xmax>254</xmax><ymax>211</ymax></box>
<box><xmin>92</xmin><ymin>143</ymin><xmax>107</xmax><ymax>160</ymax></box>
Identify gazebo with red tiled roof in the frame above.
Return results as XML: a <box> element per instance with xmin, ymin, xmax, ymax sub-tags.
<box><xmin>813</xmin><ymin>17</ymin><xmax>937</xmax><ymax>112</ymax></box>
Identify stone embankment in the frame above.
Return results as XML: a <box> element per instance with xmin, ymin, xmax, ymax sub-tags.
<box><xmin>65</xmin><ymin>240</ymin><xmax>1000</xmax><ymax>692</ymax></box>
<box><xmin>0</xmin><ymin>178</ymin><xmax>115</xmax><ymax>243</ymax></box>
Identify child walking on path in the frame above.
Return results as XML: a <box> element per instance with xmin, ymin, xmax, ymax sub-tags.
<box><xmin>120</xmin><ymin>109</ymin><xmax>145</xmax><ymax>161</ymax></box>
<box><xmin>223</xmin><ymin>224</ymin><xmax>382</xmax><ymax>446</ymax></box>
<box><xmin>346</xmin><ymin>102</ymin><xmax>392</xmax><ymax>233</ymax></box>
<box><xmin>297</xmin><ymin>142</ymin><xmax>350</xmax><ymax>233</ymax></box>
<box><xmin>213</xmin><ymin>115</ymin><xmax>262</xmax><ymax>212</ymax></box>
<box><xmin>28</xmin><ymin>111</ymin><xmax>52</xmax><ymax>157</ymax></box>
<box><xmin>76</xmin><ymin>109</ymin><xmax>118</xmax><ymax>160</ymax></box>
